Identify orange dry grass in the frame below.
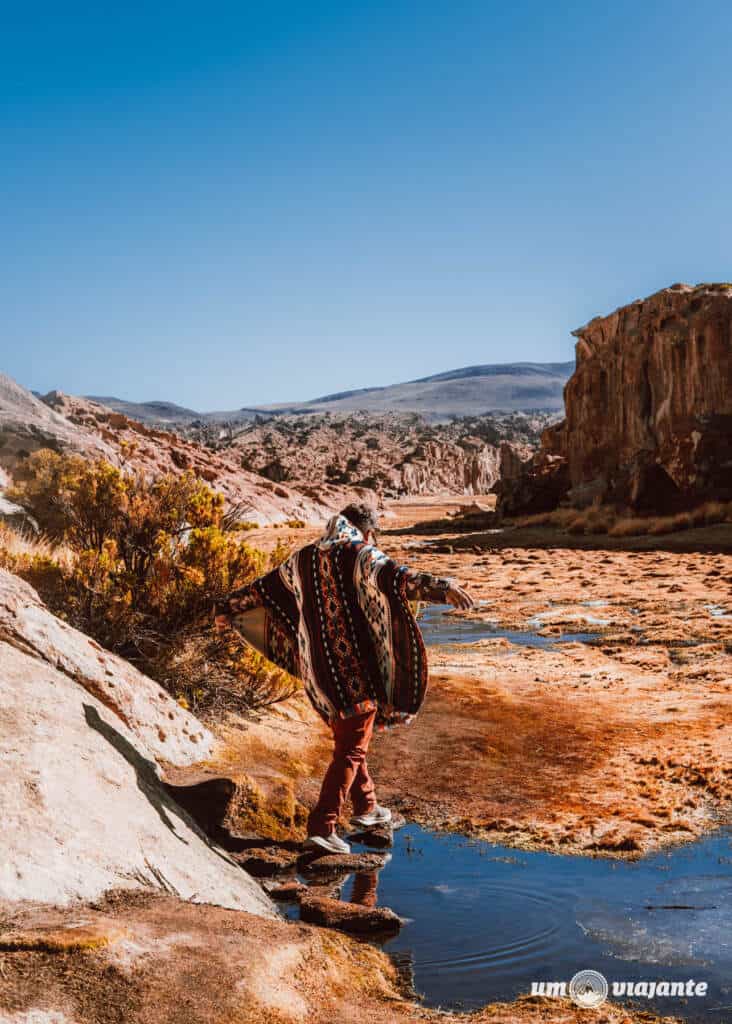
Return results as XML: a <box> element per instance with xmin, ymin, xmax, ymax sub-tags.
<box><xmin>0</xmin><ymin>523</ymin><xmax>73</xmax><ymax>569</ymax></box>
<box><xmin>518</xmin><ymin>500</ymin><xmax>732</xmax><ymax>537</ymax></box>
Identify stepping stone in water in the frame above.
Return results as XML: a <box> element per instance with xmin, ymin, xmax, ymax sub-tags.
<box><xmin>299</xmin><ymin>894</ymin><xmax>402</xmax><ymax>935</ymax></box>
<box><xmin>266</xmin><ymin>880</ymin><xmax>308</xmax><ymax>901</ymax></box>
<box><xmin>232</xmin><ymin>847</ymin><xmax>300</xmax><ymax>877</ymax></box>
<box><xmin>349</xmin><ymin>828</ymin><xmax>393</xmax><ymax>848</ymax></box>
<box><xmin>303</xmin><ymin>878</ymin><xmax>350</xmax><ymax>900</ymax></box>
<box><xmin>299</xmin><ymin>852</ymin><xmax>387</xmax><ymax>876</ymax></box>
<box><xmin>349</xmin><ymin>810</ymin><xmax>406</xmax><ymax>848</ymax></box>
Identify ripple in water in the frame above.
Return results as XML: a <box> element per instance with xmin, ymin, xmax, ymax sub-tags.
<box><xmin>338</xmin><ymin>826</ymin><xmax>732</xmax><ymax>1022</ymax></box>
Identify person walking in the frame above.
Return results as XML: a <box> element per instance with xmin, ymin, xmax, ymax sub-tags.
<box><xmin>214</xmin><ymin>503</ymin><xmax>473</xmax><ymax>854</ymax></box>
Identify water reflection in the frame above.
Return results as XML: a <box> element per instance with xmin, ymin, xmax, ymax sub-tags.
<box><xmin>337</xmin><ymin>826</ymin><xmax>732</xmax><ymax>1022</ymax></box>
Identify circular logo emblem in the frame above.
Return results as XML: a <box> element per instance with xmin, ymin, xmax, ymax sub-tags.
<box><xmin>569</xmin><ymin>969</ymin><xmax>609</xmax><ymax>1008</ymax></box>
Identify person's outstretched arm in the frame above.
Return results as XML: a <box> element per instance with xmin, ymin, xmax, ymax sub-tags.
<box><xmin>360</xmin><ymin>540</ymin><xmax>474</xmax><ymax>610</ymax></box>
<box><xmin>401</xmin><ymin>567</ymin><xmax>475</xmax><ymax>609</ymax></box>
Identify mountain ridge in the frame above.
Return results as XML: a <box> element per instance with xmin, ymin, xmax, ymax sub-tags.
<box><xmin>85</xmin><ymin>359</ymin><xmax>575</xmax><ymax>424</ymax></box>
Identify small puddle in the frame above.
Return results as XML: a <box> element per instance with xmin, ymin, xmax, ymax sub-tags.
<box><xmin>419</xmin><ymin>605</ymin><xmax>600</xmax><ymax>648</ymax></box>
<box><xmin>286</xmin><ymin>826</ymin><xmax>732</xmax><ymax>1020</ymax></box>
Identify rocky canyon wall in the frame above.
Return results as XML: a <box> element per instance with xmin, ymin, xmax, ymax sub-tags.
<box><xmin>498</xmin><ymin>284</ymin><xmax>732</xmax><ymax>513</ymax></box>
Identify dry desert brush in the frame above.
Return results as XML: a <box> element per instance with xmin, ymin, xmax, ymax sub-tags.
<box><xmin>5</xmin><ymin>450</ymin><xmax>297</xmax><ymax>715</ymax></box>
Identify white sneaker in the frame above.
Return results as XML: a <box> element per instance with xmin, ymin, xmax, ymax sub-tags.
<box><xmin>350</xmin><ymin>805</ymin><xmax>392</xmax><ymax>829</ymax></box>
<box><xmin>303</xmin><ymin>833</ymin><xmax>351</xmax><ymax>855</ymax></box>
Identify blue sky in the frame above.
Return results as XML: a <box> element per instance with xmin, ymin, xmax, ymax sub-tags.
<box><xmin>2</xmin><ymin>2</ymin><xmax>731</xmax><ymax>410</ymax></box>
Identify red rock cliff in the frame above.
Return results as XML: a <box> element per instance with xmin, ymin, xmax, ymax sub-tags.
<box><xmin>498</xmin><ymin>283</ymin><xmax>732</xmax><ymax>513</ymax></box>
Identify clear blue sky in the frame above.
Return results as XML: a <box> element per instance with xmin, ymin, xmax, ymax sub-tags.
<box><xmin>2</xmin><ymin>2</ymin><xmax>731</xmax><ymax>411</ymax></box>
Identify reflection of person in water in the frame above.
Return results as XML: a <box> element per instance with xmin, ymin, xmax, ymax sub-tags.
<box><xmin>215</xmin><ymin>503</ymin><xmax>473</xmax><ymax>855</ymax></box>
<box><xmin>350</xmin><ymin>870</ymin><xmax>379</xmax><ymax>908</ymax></box>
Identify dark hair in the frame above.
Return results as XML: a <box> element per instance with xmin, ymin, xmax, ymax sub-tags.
<box><xmin>340</xmin><ymin>502</ymin><xmax>380</xmax><ymax>537</ymax></box>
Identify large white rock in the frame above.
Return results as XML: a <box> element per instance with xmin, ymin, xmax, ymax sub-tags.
<box><xmin>0</xmin><ymin>570</ymin><xmax>212</xmax><ymax>766</ymax></box>
<box><xmin>0</xmin><ymin>569</ymin><xmax>276</xmax><ymax>915</ymax></box>
<box><xmin>0</xmin><ymin>640</ymin><xmax>275</xmax><ymax>914</ymax></box>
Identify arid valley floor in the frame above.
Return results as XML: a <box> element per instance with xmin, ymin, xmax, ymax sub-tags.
<box><xmin>3</xmin><ymin>496</ymin><xmax>730</xmax><ymax>1024</ymax></box>
<box><xmin>233</xmin><ymin>497</ymin><xmax>732</xmax><ymax>861</ymax></box>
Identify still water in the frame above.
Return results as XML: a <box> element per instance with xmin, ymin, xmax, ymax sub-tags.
<box><xmin>418</xmin><ymin>604</ymin><xmax>600</xmax><ymax>648</ymax></box>
<box><xmin>286</xmin><ymin>604</ymin><xmax>730</xmax><ymax>1019</ymax></box>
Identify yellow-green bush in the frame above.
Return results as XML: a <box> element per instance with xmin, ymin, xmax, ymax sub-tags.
<box><xmin>5</xmin><ymin>451</ymin><xmax>297</xmax><ymax>715</ymax></box>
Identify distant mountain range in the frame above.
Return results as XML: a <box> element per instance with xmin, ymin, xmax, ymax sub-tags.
<box><xmin>88</xmin><ymin>361</ymin><xmax>575</xmax><ymax>424</ymax></box>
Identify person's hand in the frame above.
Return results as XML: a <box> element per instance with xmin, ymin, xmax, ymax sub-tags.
<box><xmin>214</xmin><ymin>612</ymin><xmax>232</xmax><ymax>634</ymax></box>
<box><xmin>445</xmin><ymin>583</ymin><xmax>475</xmax><ymax>610</ymax></box>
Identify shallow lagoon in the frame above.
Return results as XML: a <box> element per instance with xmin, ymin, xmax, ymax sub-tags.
<box><xmin>345</xmin><ymin>825</ymin><xmax>732</xmax><ymax>1021</ymax></box>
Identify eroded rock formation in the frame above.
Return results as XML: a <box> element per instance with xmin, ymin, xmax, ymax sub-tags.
<box><xmin>498</xmin><ymin>283</ymin><xmax>732</xmax><ymax>513</ymax></box>
<box><xmin>0</xmin><ymin>374</ymin><xmax>336</xmax><ymax>525</ymax></box>
<box><xmin>232</xmin><ymin>412</ymin><xmax>544</xmax><ymax>499</ymax></box>
<box><xmin>0</xmin><ymin>372</ymin><xmax>114</xmax><ymax>467</ymax></box>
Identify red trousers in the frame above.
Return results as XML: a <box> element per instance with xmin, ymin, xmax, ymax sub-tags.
<box><xmin>307</xmin><ymin>708</ymin><xmax>377</xmax><ymax>837</ymax></box>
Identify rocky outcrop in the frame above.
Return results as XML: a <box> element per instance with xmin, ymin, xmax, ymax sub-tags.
<box><xmin>397</xmin><ymin>439</ymin><xmax>501</xmax><ymax>494</ymax></box>
<box><xmin>41</xmin><ymin>388</ymin><xmax>334</xmax><ymax>525</ymax></box>
<box><xmin>0</xmin><ymin>373</ymin><xmax>114</xmax><ymax>469</ymax></box>
<box><xmin>492</xmin><ymin>451</ymin><xmax>569</xmax><ymax>516</ymax></box>
<box><xmin>0</xmin><ymin>374</ymin><xmax>343</xmax><ymax>525</ymax></box>
<box><xmin>566</xmin><ymin>283</ymin><xmax>732</xmax><ymax>507</ymax></box>
<box><xmin>233</xmin><ymin>412</ymin><xmax>546</xmax><ymax>499</ymax></box>
<box><xmin>498</xmin><ymin>284</ymin><xmax>732</xmax><ymax>513</ymax></box>
<box><xmin>0</xmin><ymin>569</ymin><xmax>275</xmax><ymax>914</ymax></box>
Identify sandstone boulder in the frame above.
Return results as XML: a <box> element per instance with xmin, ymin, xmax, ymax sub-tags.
<box><xmin>0</xmin><ymin>569</ymin><xmax>275</xmax><ymax>914</ymax></box>
<box><xmin>0</xmin><ymin>570</ymin><xmax>212</xmax><ymax>766</ymax></box>
<box><xmin>497</xmin><ymin>284</ymin><xmax>732</xmax><ymax>514</ymax></box>
<box><xmin>299</xmin><ymin>894</ymin><xmax>402</xmax><ymax>934</ymax></box>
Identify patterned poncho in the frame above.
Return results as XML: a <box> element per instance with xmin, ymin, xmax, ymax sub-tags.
<box><xmin>215</xmin><ymin>515</ymin><xmax>452</xmax><ymax>727</ymax></box>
